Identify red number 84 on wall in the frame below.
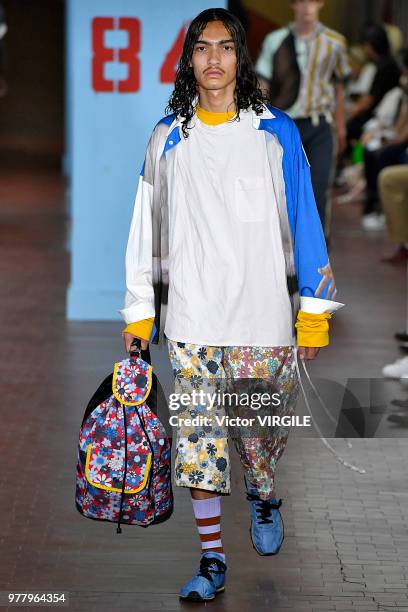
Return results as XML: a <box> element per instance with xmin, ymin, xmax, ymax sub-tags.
<box><xmin>92</xmin><ymin>17</ymin><xmax>187</xmax><ymax>92</ymax></box>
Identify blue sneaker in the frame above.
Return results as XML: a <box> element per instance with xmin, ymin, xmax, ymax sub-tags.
<box><xmin>179</xmin><ymin>552</ymin><xmax>227</xmax><ymax>602</ymax></box>
<box><xmin>245</xmin><ymin>478</ymin><xmax>284</xmax><ymax>556</ymax></box>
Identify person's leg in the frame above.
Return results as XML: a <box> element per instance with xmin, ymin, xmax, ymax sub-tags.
<box><xmin>379</xmin><ymin>165</ymin><xmax>408</xmax><ymax>246</ymax></box>
<box><xmin>190</xmin><ymin>495</ymin><xmax>223</xmax><ymax>555</ymax></box>
<box><xmin>167</xmin><ymin>339</ymin><xmax>228</xmax><ymax>601</ymax></box>
<box><xmin>371</xmin><ymin>145</ymin><xmax>408</xmax><ymax>214</ymax></box>
<box><xmin>167</xmin><ymin>340</ymin><xmax>229</xmax><ymax>496</ymax></box>
<box><xmin>223</xmin><ymin>345</ymin><xmax>299</xmax><ymax>498</ymax></box>
<box><xmin>363</xmin><ymin>145</ymin><xmax>408</xmax><ymax>217</ymax></box>
<box><xmin>296</xmin><ymin>118</ymin><xmax>335</xmax><ymax>240</ymax></box>
<box><xmin>363</xmin><ymin>147</ymin><xmax>379</xmax><ymax>216</ymax></box>
<box><xmin>223</xmin><ymin>345</ymin><xmax>299</xmax><ymax>555</ymax></box>
<box><xmin>346</xmin><ymin>112</ymin><xmax>371</xmax><ymax>147</ymax></box>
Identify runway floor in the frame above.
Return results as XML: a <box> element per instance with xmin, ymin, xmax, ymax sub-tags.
<box><xmin>1</xmin><ymin>169</ymin><xmax>408</xmax><ymax>611</ymax></box>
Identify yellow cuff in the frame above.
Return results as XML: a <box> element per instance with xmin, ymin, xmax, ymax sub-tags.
<box><xmin>123</xmin><ymin>317</ymin><xmax>155</xmax><ymax>342</ymax></box>
<box><xmin>295</xmin><ymin>310</ymin><xmax>332</xmax><ymax>348</ymax></box>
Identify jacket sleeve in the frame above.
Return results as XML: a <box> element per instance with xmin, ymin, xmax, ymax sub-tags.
<box><xmin>118</xmin><ymin>133</ymin><xmax>157</xmax><ymax>326</ymax></box>
<box><xmin>286</xmin><ymin>119</ymin><xmax>344</xmax><ymax>346</ymax></box>
<box><xmin>289</xmin><ymin>120</ymin><xmax>339</xmax><ymax>307</ymax></box>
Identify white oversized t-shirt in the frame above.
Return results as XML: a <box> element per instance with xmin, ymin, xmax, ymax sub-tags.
<box><xmin>163</xmin><ymin>108</ymin><xmax>294</xmax><ymax>347</ymax></box>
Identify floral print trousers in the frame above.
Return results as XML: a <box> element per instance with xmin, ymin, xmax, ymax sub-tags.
<box><xmin>167</xmin><ymin>340</ymin><xmax>299</xmax><ymax>500</ymax></box>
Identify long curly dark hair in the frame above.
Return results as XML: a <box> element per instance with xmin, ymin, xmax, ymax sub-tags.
<box><xmin>166</xmin><ymin>8</ymin><xmax>265</xmax><ymax>138</ymax></box>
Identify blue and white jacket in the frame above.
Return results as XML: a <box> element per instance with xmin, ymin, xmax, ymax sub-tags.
<box><xmin>120</xmin><ymin>104</ymin><xmax>340</xmax><ymax>345</ymax></box>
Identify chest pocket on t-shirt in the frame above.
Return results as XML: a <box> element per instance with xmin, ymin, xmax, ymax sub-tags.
<box><xmin>234</xmin><ymin>177</ymin><xmax>268</xmax><ymax>222</ymax></box>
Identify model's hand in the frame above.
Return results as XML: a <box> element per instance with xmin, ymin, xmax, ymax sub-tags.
<box><xmin>298</xmin><ymin>347</ymin><xmax>320</xmax><ymax>360</ymax></box>
<box><xmin>122</xmin><ymin>332</ymin><xmax>148</xmax><ymax>353</ymax></box>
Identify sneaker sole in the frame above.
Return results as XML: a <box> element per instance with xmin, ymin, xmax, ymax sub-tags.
<box><xmin>179</xmin><ymin>586</ymin><xmax>225</xmax><ymax>602</ymax></box>
<box><xmin>249</xmin><ymin>519</ymin><xmax>285</xmax><ymax>556</ymax></box>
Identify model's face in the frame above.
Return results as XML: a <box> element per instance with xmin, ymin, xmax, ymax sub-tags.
<box><xmin>291</xmin><ymin>0</ymin><xmax>324</xmax><ymax>23</ymax></box>
<box><xmin>190</xmin><ymin>20</ymin><xmax>237</xmax><ymax>92</ymax></box>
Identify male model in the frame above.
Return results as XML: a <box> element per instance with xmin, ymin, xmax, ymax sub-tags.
<box><xmin>121</xmin><ymin>8</ymin><xmax>339</xmax><ymax>602</ymax></box>
<box><xmin>256</xmin><ymin>0</ymin><xmax>351</xmax><ymax>240</ymax></box>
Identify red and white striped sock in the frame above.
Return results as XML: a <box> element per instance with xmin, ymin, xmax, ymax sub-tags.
<box><xmin>191</xmin><ymin>496</ymin><xmax>225</xmax><ymax>560</ymax></box>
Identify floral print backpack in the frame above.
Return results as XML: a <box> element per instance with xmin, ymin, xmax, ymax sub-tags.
<box><xmin>75</xmin><ymin>340</ymin><xmax>173</xmax><ymax>532</ymax></box>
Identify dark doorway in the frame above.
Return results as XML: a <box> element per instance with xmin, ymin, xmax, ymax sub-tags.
<box><xmin>0</xmin><ymin>0</ymin><xmax>65</xmax><ymax>169</ymax></box>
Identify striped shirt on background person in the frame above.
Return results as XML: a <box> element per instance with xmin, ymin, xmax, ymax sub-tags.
<box><xmin>256</xmin><ymin>22</ymin><xmax>351</xmax><ymax>125</ymax></box>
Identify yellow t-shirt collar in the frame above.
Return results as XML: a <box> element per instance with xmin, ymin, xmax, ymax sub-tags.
<box><xmin>196</xmin><ymin>103</ymin><xmax>237</xmax><ymax>126</ymax></box>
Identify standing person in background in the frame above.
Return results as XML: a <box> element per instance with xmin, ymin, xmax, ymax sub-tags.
<box><xmin>347</xmin><ymin>45</ymin><xmax>376</xmax><ymax>100</ymax></box>
<box><xmin>255</xmin><ymin>0</ymin><xmax>351</xmax><ymax>243</ymax></box>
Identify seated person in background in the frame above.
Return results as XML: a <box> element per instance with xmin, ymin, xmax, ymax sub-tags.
<box><xmin>347</xmin><ymin>45</ymin><xmax>376</xmax><ymax>100</ymax></box>
<box><xmin>379</xmin><ymin>165</ymin><xmax>408</xmax><ymax>263</ymax></box>
<box><xmin>347</xmin><ymin>22</ymin><xmax>401</xmax><ymax>147</ymax></box>
<box><xmin>361</xmin><ymin>48</ymin><xmax>408</xmax><ymax>231</ymax></box>
<box><xmin>362</xmin><ymin>86</ymin><xmax>403</xmax><ymax>135</ymax></box>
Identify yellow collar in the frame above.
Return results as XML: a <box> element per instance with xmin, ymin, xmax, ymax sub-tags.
<box><xmin>196</xmin><ymin>103</ymin><xmax>236</xmax><ymax>126</ymax></box>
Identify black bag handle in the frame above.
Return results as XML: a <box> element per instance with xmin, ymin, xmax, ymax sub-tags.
<box><xmin>130</xmin><ymin>337</ymin><xmax>152</xmax><ymax>366</ymax></box>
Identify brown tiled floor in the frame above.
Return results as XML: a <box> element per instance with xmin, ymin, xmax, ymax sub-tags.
<box><xmin>1</xmin><ymin>170</ymin><xmax>408</xmax><ymax>612</ymax></box>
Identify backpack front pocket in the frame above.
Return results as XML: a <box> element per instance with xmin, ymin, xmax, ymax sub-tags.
<box><xmin>85</xmin><ymin>443</ymin><xmax>152</xmax><ymax>494</ymax></box>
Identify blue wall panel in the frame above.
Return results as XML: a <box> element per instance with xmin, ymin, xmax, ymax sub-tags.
<box><xmin>66</xmin><ymin>1</ymin><xmax>226</xmax><ymax>320</ymax></box>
